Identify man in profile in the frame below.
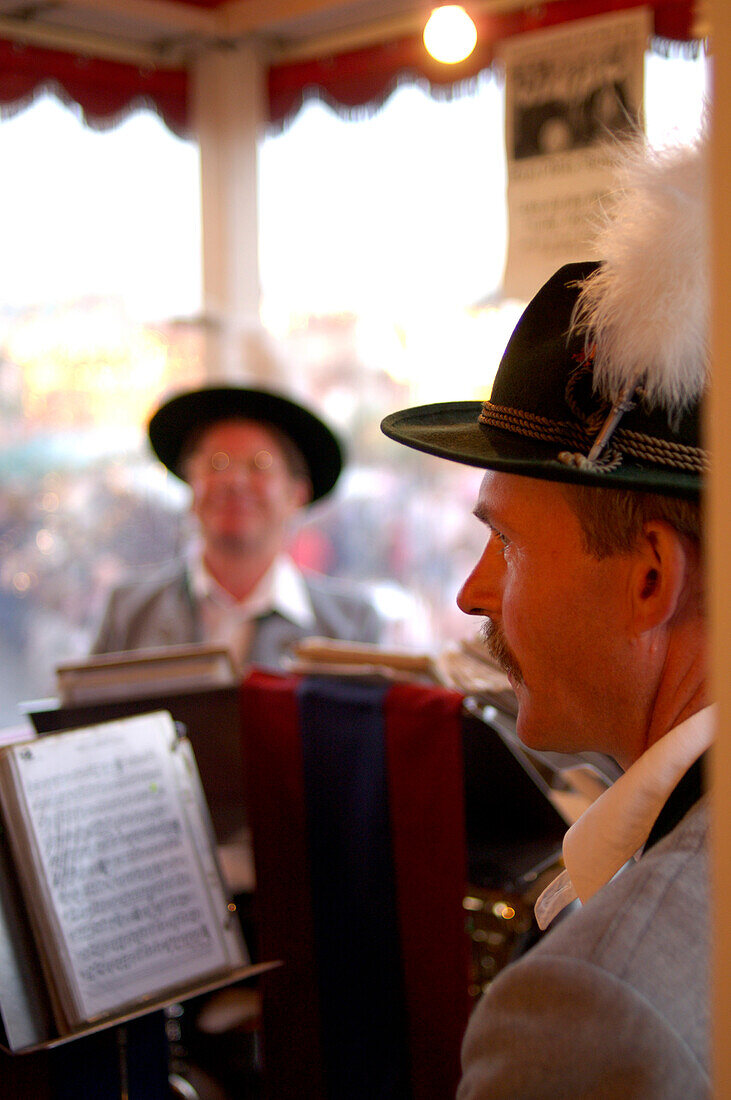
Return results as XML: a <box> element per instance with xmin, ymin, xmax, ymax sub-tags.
<box><xmin>382</xmin><ymin>137</ymin><xmax>710</xmax><ymax>1096</ymax></box>
<box><xmin>92</xmin><ymin>384</ymin><xmax>382</xmax><ymax>666</ymax></box>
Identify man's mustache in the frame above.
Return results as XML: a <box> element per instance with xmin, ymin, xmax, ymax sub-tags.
<box><xmin>480</xmin><ymin>619</ymin><xmax>523</xmax><ymax>685</ymax></box>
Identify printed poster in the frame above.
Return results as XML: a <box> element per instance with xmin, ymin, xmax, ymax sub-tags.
<box><xmin>499</xmin><ymin>7</ymin><xmax>650</xmax><ymax>302</ymax></box>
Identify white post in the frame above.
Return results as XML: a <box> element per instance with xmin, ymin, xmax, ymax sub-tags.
<box><xmin>190</xmin><ymin>42</ymin><xmax>283</xmax><ymax>385</ymax></box>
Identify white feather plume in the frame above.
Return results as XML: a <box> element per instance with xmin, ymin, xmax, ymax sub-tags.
<box><xmin>573</xmin><ymin>134</ymin><xmax>709</xmax><ymax>416</ymax></box>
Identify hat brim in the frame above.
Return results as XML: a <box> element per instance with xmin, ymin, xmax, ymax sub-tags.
<box><xmin>149</xmin><ymin>386</ymin><xmax>343</xmax><ymax>502</ymax></box>
<box><xmin>381</xmin><ymin>402</ymin><xmax>701</xmax><ymax>499</ymax></box>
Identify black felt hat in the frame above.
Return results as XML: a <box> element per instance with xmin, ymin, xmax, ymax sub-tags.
<box><xmin>382</xmin><ymin>262</ymin><xmax>705</xmax><ymax>500</ymax></box>
<box><xmin>148</xmin><ymin>385</ymin><xmax>343</xmax><ymax>502</ymax></box>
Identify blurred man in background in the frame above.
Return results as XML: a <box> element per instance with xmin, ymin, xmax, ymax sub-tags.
<box><xmin>92</xmin><ymin>384</ymin><xmax>382</xmax><ymax>665</ymax></box>
<box><xmin>91</xmin><ymin>384</ymin><xmax>384</xmax><ymax>1100</ymax></box>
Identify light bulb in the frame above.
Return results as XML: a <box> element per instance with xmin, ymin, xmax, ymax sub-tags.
<box><xmin>423</xmin><ymin>6</ymin><xmax>478</xmax><ymax>65</ymax></box>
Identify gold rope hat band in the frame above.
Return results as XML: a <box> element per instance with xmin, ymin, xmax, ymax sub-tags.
<box><xmin>479</xmin><ymin>400</ymin><xmax>708</xmax><ymax>475</ymax></box>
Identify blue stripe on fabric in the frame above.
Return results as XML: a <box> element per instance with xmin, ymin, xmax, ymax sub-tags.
<box><xmin>298</xmin><ymin>676</ymin><xmax>412</xmax><ymax>1100</ymax></box>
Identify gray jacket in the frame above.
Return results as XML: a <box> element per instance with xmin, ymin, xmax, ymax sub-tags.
<box><xmin>458</xmin><ymin>796</ymin><xmax>710</xmax><ymax>1099</ymax></box>
<box><xmin>91</xmin><ymin>559</ymin><xmax>383</xmax><ymax>668</ymax></box>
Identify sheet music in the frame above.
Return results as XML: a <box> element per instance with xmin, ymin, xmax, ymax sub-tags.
<box><xmin>4</xmin><ymin>712</ymin><xmax>235</xmax><ymax>1023</ymax></box>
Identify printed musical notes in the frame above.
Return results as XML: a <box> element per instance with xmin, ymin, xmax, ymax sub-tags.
<box><xmin>0</xmin><ymin>712</ymin><xmax>246</xmax><ymax>1032</ymax></box>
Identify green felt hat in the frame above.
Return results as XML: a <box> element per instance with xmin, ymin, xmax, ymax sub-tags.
<box><xmin>148</xmin><ymin>385</ymin><xmax>343</xmax><ymax>502</ymax></box>
<box><xmin>381</xmin><ymin>262</ymin><xmax>705</xmax><ymax>500</ymax></box>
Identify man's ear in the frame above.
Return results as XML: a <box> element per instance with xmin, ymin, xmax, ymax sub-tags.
<box><xmin>629</xmin><ymin>520</ymin><xmax>689</xmax><ymax>634</ymax></box>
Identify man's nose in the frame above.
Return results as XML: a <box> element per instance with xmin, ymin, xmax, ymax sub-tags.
<box><xmin>225</xmin><ymin>460</ymin><xmax>256</xmax><ymax>483</ymax></box>
<box><xmin>456</xmin><ymin>541</ymin><xmax>503</xmax><ymax>617</ymax></box>
<box><xmin>216</xmin><ymin>455</ymin><xmax>269</xmax><ymax>485</ymax></box>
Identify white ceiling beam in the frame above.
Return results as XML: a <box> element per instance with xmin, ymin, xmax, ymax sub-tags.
<box><xmin>53</xmin><ymin>0</ymin><xmax>220</xmax><ymax>36</ymax></box>
<box><xmin>0</xmin><ymin>14</ymin><xmax>182</xmax><ymax>65</ymax></box>
<box><xmin>218</xmin><ymin>0</ymin><xmax>383</xmax><ymax>37</ymax></box>
<box><xmin>268</xmin><ymin>11</ymin><xmax>425</xmax><ymax>61</ymax></box>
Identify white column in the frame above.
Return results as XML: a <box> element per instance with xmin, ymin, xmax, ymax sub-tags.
<box><xmin>710</xmin><ymin>2</ymin><xmax>731</xmax><ymax>1094</ymax></box>
<box><xmin>190</xmin><ymin>42</ymin><xmax>284</xmax><ymax>385</ymax></box>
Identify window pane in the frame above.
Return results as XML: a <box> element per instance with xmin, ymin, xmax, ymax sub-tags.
<box><xmin>0</xmin><ymin>96</ymin><xmax>203</xmax><ymax>726</ymax></box>
<box><xmin>0</xmin><ymin>52</ymin><xmax>708</xmax><ymax>728</ymax></box>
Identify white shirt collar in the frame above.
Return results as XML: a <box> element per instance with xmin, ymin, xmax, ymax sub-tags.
<box><xmin>535</xmin><ymin>705</ymin><xmax>714</xmax><ymax>931</ymax></box>
<box><xmin>188</xmin><ymin>550</ymin><xmax>316</xmax><ymax>630</ymax></box>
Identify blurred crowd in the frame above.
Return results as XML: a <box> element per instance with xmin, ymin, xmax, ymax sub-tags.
<box><xmin>0</xmin><ymin>403</ymin><xmax>486</xmax><ymax>727</ymax></box>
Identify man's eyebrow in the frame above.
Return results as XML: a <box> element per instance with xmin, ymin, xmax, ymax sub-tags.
<box><xmin>472</xmin><ymin>502</ymin><xmax>493</xmax><ymax>525</ymax></box>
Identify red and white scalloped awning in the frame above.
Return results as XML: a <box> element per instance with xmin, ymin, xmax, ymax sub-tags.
<box><xmin>0</xmin><ymin>0</ymin><xmax>703</xmax><ymax>135</ymax></box>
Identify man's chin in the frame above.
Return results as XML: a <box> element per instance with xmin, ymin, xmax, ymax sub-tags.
<box><xmin>511</xmin><ymin>693</ymin><xmax>549</xmax><ymax>753</ymax></box>
<box><xmin>211</xmin><ymin>530</ymin><xmax>262</xmax><ymax>555</ymax></box>
<box><xmin>513</xmin><ymin>701</ymin><xmax>580</xmax><ymax>758</ymax></box>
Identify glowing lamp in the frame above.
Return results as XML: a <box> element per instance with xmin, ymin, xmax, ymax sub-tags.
<box><xmin>423</xmin><ymin>6</ymin><xmax>478</xmax><ymax>65</ymax></box>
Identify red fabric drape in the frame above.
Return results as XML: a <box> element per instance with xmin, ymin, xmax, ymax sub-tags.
<box><xmin>0</xmin><ymin>39</ymin><xmax>188</xmax><ymax>135</ymax></box>
<box><xmin>240</xmin><ymin>669</ymin><xmax>326</xmax><ymax>1100</ymax></box>
<box><xmin>383</xmin><ymin>682</ymin><xmax>470</xmax><ymax>1100</ymax></box>
<box><xmin>241</xmin><ymin>670</ymin><xmax>470</xmax><ymax>1100</ymax></box>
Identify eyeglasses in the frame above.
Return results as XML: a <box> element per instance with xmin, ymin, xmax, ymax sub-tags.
<box><xmin>187</xmin><ymin>449</ymin><xmax>278</xmax><ymax>479</ymax></box>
